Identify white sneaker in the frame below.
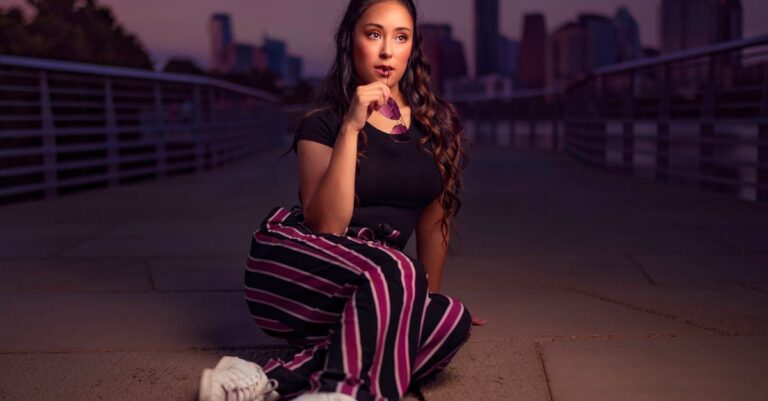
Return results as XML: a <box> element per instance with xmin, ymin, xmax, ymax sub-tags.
<box><xmin>292</xmin><ymin>392</ymin><xmax>356</xmax><ymax>401</ymax></box>
<box><xmin>198</xmin><ymin>356</ymin><xmax>280</xmax><ymax>401</ymax></box>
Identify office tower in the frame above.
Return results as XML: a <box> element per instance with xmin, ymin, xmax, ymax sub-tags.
<box><xmin>547</xmin><ymin>12</ymin><xmax>621</xmax><ymax>87</ymax></box>
<box><xmin>614</xmin><ymin>7</ymin><xmax>643</xmax><ymax>62</ymax></box>
<box><xmin>660</xmin><ymin>0</ymin><xmax>743</xmax><ymax>53</ymax></box>
<box><xmin>474</xmin><ymin>0</ymin><xmax>500</xmax><ymax>77</ymax></box>
<box><xmin>420</xmin><ymin>23</ymin><xmax>468</xmax><ymax>95</ymax></box>
<box><xmin>498</xmin><ymin>35</ymin><xmax>519</xmax><ymax>78</ymax></box>
<box><xmin>579</xmin><ymin>14</ymin><xmax>619</xmax><ymax>68</ymax></box>
<box><xmin>285</xmin><ymin>56</ymin><xmax>303</xmax><ymax>86</ymax></box>
<box><xmin>227</xmin><ymin>43</ymin><xmax>255</xmax><ymax>73</ymax></box>
<box><xmin>209</xmin><ymin>13</ymin><xmax>233</xmax><ymax>73</ymax></box>
<box><xmin>263</xmin><ymin>36</ymin><xmax>287</xmax><ymax>79</ymax></box>
<box><xmin>517</xmin><ymin>13</ymin><xmax>547</xmax><ymax>88</ymax></box>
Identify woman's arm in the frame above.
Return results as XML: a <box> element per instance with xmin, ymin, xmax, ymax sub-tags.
<box><xmin>415</xmin><ymin>197</ymin><xmax>450</xmax><ymax>293</ymax></box>
<box><xmin>298</xmin><ymin>122</ymin><xmax>360</xmax><ymax>235</ymax></box>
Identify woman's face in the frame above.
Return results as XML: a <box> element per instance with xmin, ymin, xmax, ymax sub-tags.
<box><xmin>352</xmin><ymin>1</ymin><xmax>413</xmax><ymax>87</ymax></box>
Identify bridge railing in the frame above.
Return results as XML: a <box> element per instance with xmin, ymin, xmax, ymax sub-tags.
<box><xmin>453</xmin><ymin>34</ymin><xmax>768</xmax><ymax>203</ymax></box>
<box><xmin>0</xmin><ymin>55</ymin><xmax>286</xmax><ymax>205</ymax></box>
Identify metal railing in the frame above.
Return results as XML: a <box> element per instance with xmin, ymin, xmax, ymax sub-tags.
<box><xmin>0</xmin><ymin>54</ymin><xmax>286</xmax><ymax>205</ymax></box>
<box><xmin>454</xmin><ymin>34</ymin><xmax>768</xmax><ymax>203</ymax></box>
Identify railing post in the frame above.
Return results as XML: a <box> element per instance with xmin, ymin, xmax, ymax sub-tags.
<box><xmin>623</xmin><ymin>71</ymin><xmax>635</xmax><ymax>175</ymax></box>
<box><xmin>758</xmin><ymin>63</ymin><xmax>768</xmax><ymax>202</ymax></box>
<box><xmin>698</xmin><ymin>53</ymin><xmax>717</xmax><ymax>193</ymax></box>
<box><xmin>153</xmin><ymin>81</ymin><xmax>167</xmax><ymax>177</ymax></box>
<box><xmin>657</xmin><ymin>63</ymin><xmax>671</xmax><ymax>182</ymax></box>
<box><xmin>39</xmin><ymin>70</ymin><xmax>57</xmax><ymax>198</ymax></box>
<box><xmin>595</xmin><ymin>75</ymin><xmax>607</xmax><ymax>168</ymax></box>
<box><xmin>193</xmin><ymin>84</ymin><xmax>205</xmax><ymax>171</ymax></box>
<box><xmin>207</xmin><ymin>86</ymin><xmax>220</xmax><ymax>168</ymax></box>
<box><xmin>104</xmin><ymin>77</ymin><xmax>119</xmax><ymax>187</ymax></box>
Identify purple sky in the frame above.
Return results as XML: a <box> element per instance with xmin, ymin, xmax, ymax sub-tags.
<box><xmin>1</xmin><ymin>0</ymin><xmax>766</xmax><ymax>77</ymax></box>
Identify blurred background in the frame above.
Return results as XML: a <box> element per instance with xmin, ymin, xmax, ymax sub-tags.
<box><xmin>1</xmin><ymin>0</ymin><xmax>767</xmax><ymax>203</ymax></box>
<box><xmin>2</xmin><ymin>4</ymin><xmax>768</xmax><ymax>400</ymax></box>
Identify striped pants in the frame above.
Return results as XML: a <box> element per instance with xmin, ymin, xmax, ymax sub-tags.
<box><xmin>244</xmin><ymin>206</ymin><xmax>473</xmax><ymax>401</ymax></box>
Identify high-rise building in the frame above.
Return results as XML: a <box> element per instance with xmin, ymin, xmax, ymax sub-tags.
<box><xmin>474</xmin><ymin>0</ymin><xmax>500</xmax><ymax>77</ymax></box>
<box><xmin>548</xmin><ymin>21</ymin><xmax>588</xmax><ymax>87</ymax></box>
<box><xmin>209</xmin><ymin>13</ymin><xmax>233</xmax><ymax>73</ymax></box>
<box><xmin>263</xmin><ymin>36</ymin><xmax>287</xmax><ymax>80</ymax></box>
<box><xmin>227</xmin><ymin>43</ymin><xmax>255</xmax><ymax>73</ymax></box>
<box><xmin>660</xmin><ymin>0</ymin><xmax>743</xmax><ymax>53</ymax></box>
<box><xmin>420</xmin><ymin>23</ymin><xmax>468</xmax><ymax>95</ymax></box>
<box><xmin>498</xmin><ymin>35</ymin><xmax>519</xmax><ymax>78</ymax></box>
<box><xmin>614</xmin><ymin>7</ymin><xmax>643</xmax><ymax>62</ymax></box>
<box><xmin>517</xmin><ymin>13</ymin><xmax>547</xmax><ymax>88</ymax></box>
<box><xmin>579</xmin><ymin>14</ymin><xmax>619</xmax><ymax>68</ymax></box>
<box><xmin>285</xmin><ymin>56</ymin><xmax>303</xmax><ymax>86</ymax></box>
<box><xmin>547</xmin><ymin>12</ymin><xmax>621</xmax><ymax>87</ymax></box>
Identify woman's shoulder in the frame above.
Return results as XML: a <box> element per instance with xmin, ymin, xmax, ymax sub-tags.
<box><xmin>294</xmin><ymin>105</ymin><xmax>344</xmax><ymax>150</ymax></box>
<box><xmin>300</xmin><ymin>105</ymin><xmax>343</xmax><ymax>127</ymax></box>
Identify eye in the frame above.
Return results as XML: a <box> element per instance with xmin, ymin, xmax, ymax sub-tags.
<box><xmin>367</xmin><ymin>31</ymin><xmax>381</xmax><ymax>39</ymax></box>
<box><xmin>396</xmin><ymin>34</ymin><xmax>408</xmax><ymax>42</ymax></box>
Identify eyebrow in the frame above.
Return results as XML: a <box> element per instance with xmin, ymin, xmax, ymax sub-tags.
<box><xmin>363</xmin><ymin>23</ymin><xmax>412</xmax><ymax>32</ymax></box>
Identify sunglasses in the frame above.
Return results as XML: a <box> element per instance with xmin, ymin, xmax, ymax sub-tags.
<box><xmin>377</xmin><ymin>74</ymin><xmax>411</xmax><ymax>143</ymax></box>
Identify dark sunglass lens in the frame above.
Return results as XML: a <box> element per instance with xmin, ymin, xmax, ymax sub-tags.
<box><xmin>379</xmin><ymin>98</ymin><xmax>402</xmax><ymax>120</ymax></box>
<box><xmin>391</xmin><ymin>124</ymin><xmax>410</xmax><ymax>142</ymax></box>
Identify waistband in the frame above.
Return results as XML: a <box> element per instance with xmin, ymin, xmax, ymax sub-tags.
<box><xmin>265</xmin><ymin>205</ymin><xmax>402</xmax><ymax>249</ymax></box>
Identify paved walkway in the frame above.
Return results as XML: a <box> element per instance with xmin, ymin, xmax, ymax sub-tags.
<box><xmin>1</xmin><ymin>144</ymin><xmax>767</xmax><ymax>401</ymax></box>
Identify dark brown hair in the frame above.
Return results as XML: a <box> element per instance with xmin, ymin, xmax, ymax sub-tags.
<box><xmin>275</xmin><ymin>0</ymin><xmax>469</xmax><ymax>250</ymax></box>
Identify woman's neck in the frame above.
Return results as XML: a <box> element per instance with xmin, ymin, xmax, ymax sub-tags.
<box><xmin>388</xmin><ymin>84</ymin><xmax>407</xmax><ymax>107</ymax></box>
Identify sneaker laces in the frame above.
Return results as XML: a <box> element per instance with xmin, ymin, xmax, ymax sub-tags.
<box><xmin>222</xmin><ymin>373</ymin><xmax>279</xmax><ymax>401</ymax></box>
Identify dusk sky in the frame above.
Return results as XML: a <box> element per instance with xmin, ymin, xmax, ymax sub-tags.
<box><xmin>2</xmin><ymin>0</ymin><xmax>766</xmax><ymax>77</ymax></box>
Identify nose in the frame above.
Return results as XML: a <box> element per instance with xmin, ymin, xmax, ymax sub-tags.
<box><xmin>380</xmin><ymin>37</ymin><xmax>392</xmax><ymax>58</ymax></box>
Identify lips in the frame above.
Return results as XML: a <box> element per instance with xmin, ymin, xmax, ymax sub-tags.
<box><xmin>375</xmin><ymin>66</ymin><xmax>393</xmax><ymax>76</ymax></box>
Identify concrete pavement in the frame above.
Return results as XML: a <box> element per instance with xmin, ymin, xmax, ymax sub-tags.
<box><xmin>1</xmin><ymin>144</ymin><xmax>767</xmax><ymax>401</ymax></box>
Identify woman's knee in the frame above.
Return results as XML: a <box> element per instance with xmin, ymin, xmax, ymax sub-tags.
<box><xmin>358</xmin><ymin>251</ymin><xmax>428</xmax><ymax>309</ymax></box>
<box><xmin>444</xmin><ymin>296</ymin><xmax>473</xmax><ymax>343</ymax></box>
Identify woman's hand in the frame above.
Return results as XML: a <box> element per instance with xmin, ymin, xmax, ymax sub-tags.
<box><xmin>471</xmin><ymin>315</ymin><xmax>488</xmax><ymax>326</ymax></box>
<box><xmin>342</xmin><ymin>81</ymin><xmax>392</xmax><ymax>132</ymax></box>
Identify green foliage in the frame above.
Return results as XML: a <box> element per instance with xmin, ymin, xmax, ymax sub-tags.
<box><xmin>0</xmin><ymin>0</ymin><xmax>153</xmax><ymax>69</ymax></box>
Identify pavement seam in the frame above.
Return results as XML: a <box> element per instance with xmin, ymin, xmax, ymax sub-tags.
<box><xmin>741</xmin><ymin>283</ymin><xmax>768</xmax><ymax>295</ymax></box>
<box><xmin>562</xmin><ymin>286</ymin><xmax>733</xmax><ymax>336</ymax></box>
<box><xmin>533</xmin><ymin>341</ymin><xmax>555</xmax><ymax>401</ymax></box>
<box><xmin>44</xmin><ymin>224</ymin><xmax>120</xmax><ymax>259</ymax></box>
<box><xmin>624</xmin><ymin>253</ymin><xmax>657</xmax><ymax>285</ymax></box>
<box><xmin>142</xmin><ymin>257</ymin><xmax>157</xmax><ymax>292</ymax></box>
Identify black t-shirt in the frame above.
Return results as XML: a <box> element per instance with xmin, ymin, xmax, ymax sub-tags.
<box><xmin>292</xmin><ymin>107</ymin><xmax>443</xmax><ymax>250</ymax></box>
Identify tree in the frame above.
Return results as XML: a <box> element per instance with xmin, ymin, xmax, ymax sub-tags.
<box><xmin>0</xmin><ymin>0</ymin><xmax>153</xmax><ymax>69</ymax></box>
<box><xmin>162</xmin><ymin>58</ymin><xmax>206</xmax><ymax>75</ymax></box>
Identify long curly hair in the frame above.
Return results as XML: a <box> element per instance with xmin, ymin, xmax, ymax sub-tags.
<box><xmin>275</xmin><ymin>0</ymin><xmax>469</xmax><ymax>250</ymax></box>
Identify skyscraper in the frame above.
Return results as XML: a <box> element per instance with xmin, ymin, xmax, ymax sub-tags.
<box><xmin>548</xmin><ymin>21</ymin><xmax>587</xmax><ymax>87</ymax></box>
<box><xmin>517</xmin><ymin>13</ymin><xmax>547</xmax><ymax>88</ymax></box>
<box><xmin>474</xmin><ymin>0</ymin><xmax>499</xmax><ymax>77</ymax></box>
<box><xmin>420</xmin><ymin>23</ymin><xmax>468</xmax><ymax>95</ymax></box>
<box><xmin>660</xmin><ymin>0</ymin><xmax>743</xmax><ymax>53</ymax></box>
<box><xmin>614</xmin><ymin>7</ymin><xmax>643</xmax><ymax>62</ymax></box>
<box><xmin>579</xmin><ymin>14</ymin><xmax>619</xmax><ymax>68</ymax></box>
<box><xmin>547</xmin><ymin>12</ymin><xmax>624</xmax><ymax>87</ymax></box>
<box><xmin>209</xmin><ymin>13</ymin><xmax>233</xmax><ymax>73</ymax></box>
<box><xmin>228</xmin><ymin>43</ymin><xmax>252</xmax><ymax>73</ymax></box>
<box><xmin>263</xmin><ymin>36</ymin><xmax>287</xmax><ymax>80</ymax></box>
<box><xmin>498</xmin><ymin>35</ymin><xmax>519</xmax><ymax>78</ymax></box>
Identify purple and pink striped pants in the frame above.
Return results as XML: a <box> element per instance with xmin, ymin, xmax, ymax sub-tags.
<box><xmin>244</xmin><ymin>205</ymin><xmax>473</xmax><ymax>401</ymax></box>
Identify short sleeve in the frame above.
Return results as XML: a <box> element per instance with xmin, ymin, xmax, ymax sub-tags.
<box><xmin>292</xmin><ymin>110</ymin><xmax>340</xmax><ymax>154</ymax></box>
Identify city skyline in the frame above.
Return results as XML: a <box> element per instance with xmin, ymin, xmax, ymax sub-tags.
<box><xmin>1</xmin><ymin>0</ymin><xmax>766</xmax><ymax>78</ymax></box>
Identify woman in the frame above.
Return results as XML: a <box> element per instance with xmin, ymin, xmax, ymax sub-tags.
<box><xmin>199</xmin><ymin>1</ymin><xmax>486</xmax><ymax>400</ymax></box>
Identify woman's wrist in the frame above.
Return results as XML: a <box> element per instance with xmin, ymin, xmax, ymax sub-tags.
<box><xmin>341</xmin><ymin>120</ymin><xmax>362</xmax><ymax>136</ymax></box>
